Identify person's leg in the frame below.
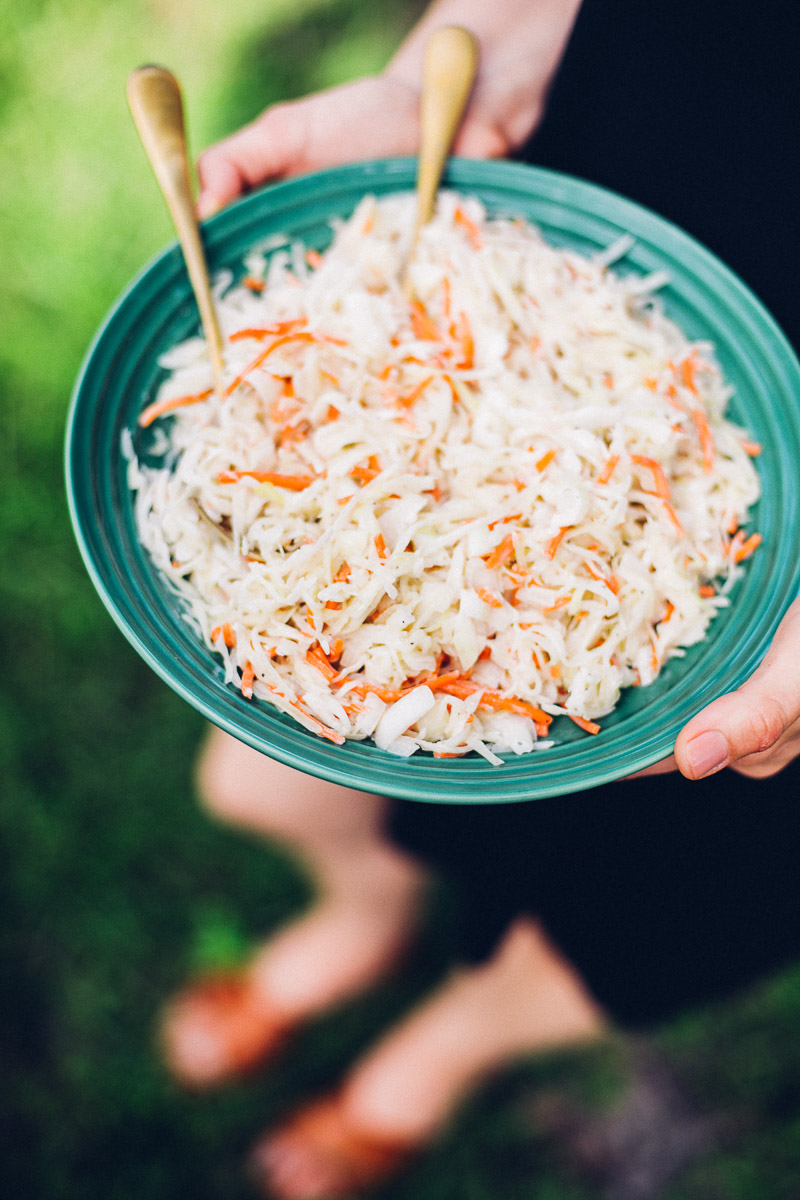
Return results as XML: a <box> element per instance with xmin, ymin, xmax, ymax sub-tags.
<box><xmin>162</xmin><ymin>726</ymin><xmax>427</xmax><ymax>1086</ymax></box>
<box><xmin>252</xmin><ymin>915</ymin><xmax>607</xmax><ymax>1200</ymax></box>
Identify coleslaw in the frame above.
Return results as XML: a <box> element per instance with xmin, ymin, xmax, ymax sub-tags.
<box><xmin>126</xmin><ymin>191</ymin><xmax>762</xmax><ymax>761</ymax></box>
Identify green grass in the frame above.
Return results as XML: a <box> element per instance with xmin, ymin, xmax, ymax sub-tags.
<box><xmin>2</xmin><ymin>1</ymin><xmax>800</xmax><ymax>1196</ymax></box>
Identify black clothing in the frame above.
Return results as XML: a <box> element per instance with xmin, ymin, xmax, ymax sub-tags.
<box><xmin>391</xmin><ymin>0</ymin><xmax>800</xmax><ymax>1028</ymax></box>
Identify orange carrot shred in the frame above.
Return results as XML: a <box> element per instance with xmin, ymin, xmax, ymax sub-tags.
<box><xmin>569</xmin><ymin>714</ymin><xmax>601</xmax><ymax>735</ymax></box>
<box><xmin>476</xmin><ymin>587</ymin><xmax>503</xmax><ymax>608</ymax></box>
<box><xmin>486</xmin><ymin>534</ymin><xmax>515</xmax><ymax>569</ymax></box>
<box><xmin>409</xmin><ymin>300</ymin><xmax>442</xmax><ymax>342</ymax></box>
<box><xmin>454</xmin><ymin>311</ymin><xmax>474</xmax><ymax>369</ymax></box>
<box><xmin>211</xmin><ymin>623</ymin><xmax>236</xmax><ymax>648</ymax></box>
<box><xmin>662</xmin><ymin>500</ymin><xmax>685</xmax><ymax>537</ymax></box>
<box><xmin>240</xmin><ymin>662</ymin><xmax>255</xmax><ymax>698</ymax></box>
<box><xmin>699</xmin><ymin>584</ymin><xmax>716</xmax><ymax>598</ymax></box>
<box><xmin>543</xmin><ymin>595</ymin><xmax>571</xmax><ymax>615</ymax></box>
<box><xmin>306</xmin><ymin>645</ymin><xmax>338</xmax><ymax>681</ymax></box>
<box><xmin>228</xmin><ymin>319</ymin><xmax>308</xmax><ymax>343</ymax></box>
<box><xmin>374</xmin><ymin>533</ymin><xmax>388</xmax><ymax>560</ymax></box>
<box><xmin>536</xmin><ymin>448</ymin><xmax>556</xmax><ymax>472</ymax></box>
<box><xmin>217</xmin><ymin>470</ymin><xmax>315</xmax><ymax>490</ymax></box>
<box><xmin>545</xmin><ymin>526</ymin><xmax>572</xmax><ymax>560</ymax></box>
<box><xmin>399</xmin><ymin>375</ymin><xmax>434</xmax><ymax>407</ymax></box>
<box><xmin>740</xmin><ymin>439</ymin><xmax>762</xmax><ymax>456</ymax></box>
<box><xmin>596</xmin><ymin>455</ymin><xmax>619</xmax><ymax>485</ymax></box>
<box><xmin>734</xmin><ymin>532</ymin><xmax>762</xmax><ymax>563</ymax></box>
<box><xmin>454</xmin><ymin>205</ymin><xmax>483</xmax><ymax>249</ymax></box>
<box><xmin>691</xmin><ymin>408</ymin><xmax>715</xmax><ymax>473</ymax></box>
<box><xmin>632</xmin><ymin>454</ymin><xmax>671</xmax><ymax>498</ymax></box>
<box><xmin>139</xmin><ymin>388</ymin><xmax>213</xmax><ymax>428</ymax></box>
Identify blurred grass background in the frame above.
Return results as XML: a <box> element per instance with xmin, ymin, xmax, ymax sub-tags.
<box><xmin>2</xmin><ymin>1</ymin><xmax>800</xmax><ymax>1197</ymax></box>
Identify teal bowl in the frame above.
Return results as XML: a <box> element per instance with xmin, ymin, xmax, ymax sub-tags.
<box><xmin>65</xmin><ymin>158</ymin><xmax>800</xmax><ymax>802</ymax></box>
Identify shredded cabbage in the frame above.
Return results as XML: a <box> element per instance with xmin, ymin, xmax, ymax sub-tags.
<box><xmin>128</xmin><ymin>191</ymin><xmax>762</xmax><ymax>760</ymax></box>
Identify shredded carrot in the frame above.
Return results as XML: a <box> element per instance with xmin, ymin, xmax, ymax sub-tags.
<box><xmin>596</xmin><ymin>454</ymin><xmax>619</xmax><ymax>485</ymax></box>
<box><xmin>662</xmin><ymin>500</ymin><xmax>685</xmax><ymax>537</ymax></box>
<box><xmin>399</xmin><ymin>375</ymin><xmax>434</xmax><ymax>407</ymax></box>
<box><xmin>659</xmin><ymin>601</ymin><xmax>675</xmax><ymax>624</ymax></box>
<box><xmin>217</xmin><ymin>470</ymin><xmax>315</xmax><ymax>490</ymax></box>
<box><xmin>326</xmin><ymin>404</ymin><xmax>340</xmax><ymax>422</ymax></box>
<box><xmin>228</xmin><ymin>319</ymin><xmax>308</xmax><ymax>343</ymax></box>
<box><xmin>224</xmin><ymin>331</ymin><xmax>345</xmax><ymax>398</ymax></box>
<box><xmin>569</xmin><ymin>714</ymin><xmax>601</xmax><ymax>735</ymax></box>
<box><xmin>545</xmin><ymin>526</ymin><xmax>572</xmax><ymax>560</ymax></box>
<box><xmin>543</xmin><ymin>595</ymin><xmax>571</xmax><ymax>615</ymax></box>
<box><xmin>306</xmin><ymin>644</ymin><xmax>338</xmax><ymax>681</ymax></box>
<box><xmin>454</xmin><ymin>205</ymin><xmax>483</xmax><ymax>249</ymax></box>
<box><xmin>486</xmin><ymin>534</ymin><xmax>515</xmax><ymax>570</ymax></box>
<box><xmin>476</xmin><ymin>587</ymin><xmax>503</xmax><ymax>608</ymax></box>
<box><xmin>305</xmin><ymin>249</ymin><xmax>323</xmax><ymax>269</ymax></box>
<box><xmin>549</xmin><ymin>664</ymin><xmax>562</xmax><ymax>679</ymax></box>
<box><xmin>438</xmin><ymin>680</ymin><xmax>552</xmax><ymax>726</ymax></box>
<box><xmin>334</xmin><ymin>563</ymin><xmax>351</xmax><ymax>582</ymax></box>
<box><xmin>536</xmin><ymin>448</ymin><xmax>556</xmax><ymax>472</ymax></box>
<box><xmin>441</xmin><ymin>275</ymin><xmax>452</xmax><ymax>319</ymax></box>
<box><xmin>488</xmin><ymin>512</ymin><xmax>523</xmax><ymax>530</ymax></box>
<box><xmin>374</xmin><ymin>532</ymin><xmax>388</xmax><ymax>560</ymax></box>
<box><xmin>242</xmin><ymin>276</ymin><xmax>265</xmax><ymax>292</ymax></box>
<box><xmin>210</xmin><ymin>623</ymin><xmax>236</xmax><ymax>648</ymax></box>
<box><xmin>680</xmin><ymin>353</ymin><xmax>699</xmax><ymax>395</ymax></box>
<box><xmin>349</xmin><ymin>463</ymin><xmax>381</xmax><ymax>485</ymax></box>
<box><xmin>740</xmin><ymin>439</ymin><xmax>762</xmax><ymax>456</ymax></box>
<box><xmin>699</xmin><ymin>584</ymin><xmax>716</xmax><ymax>598</ymax></box>
<box><xmin>453</xmin><ymin>311</ymin><xmax>474</xmax><ymax>369</ymax></box>
<box><xmin>240</xmin><ymin>662</ymin><xmax>255</xmax><ymax>698</ymax></box>
<box><xmin>691</xmin><ymin>408</ymin><xmax>715</xmax><ymax>473</ymax></box>
<box><xmin>293</xmin><ymin>705</ymin><xmax>346</xmax><ymax>744</ymax></box>
<box><xmin>329</xmin><ymin>639</ymin><xmax>344</xmax><ymax>662</ymax></box>
<box><xmin>632</xmin><ymin>454</ymin><xmax>671</xmax><ymax>499</ymax></box>
<box><xmin>409</xmin><ymin>300</ymin><xmax>442</xmax><ymax>342</ymax></box>
<box><xmin>734</xmin><ymin>532</ymin><xmax>762</xmax><ymax>563</ymax></box>
<box><xmin>643</xmin><ymin>376</ymin><xmax>658</xmax><ymax>392</ymax></box>
<box><xmin>139</xmin><ymin>388</ymin><xmax>213</xmax><ymax>428</ymax></box>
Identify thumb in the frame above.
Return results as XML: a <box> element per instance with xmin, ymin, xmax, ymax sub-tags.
<box><xmin>675</xmin><ymin>596</ymin><xmax>800</xmax><ymax>780</ymax></box>
<box><xmin>196</xmin><ymin>103</ymin><xmax>304</xmax><ymax>217</ymax></box>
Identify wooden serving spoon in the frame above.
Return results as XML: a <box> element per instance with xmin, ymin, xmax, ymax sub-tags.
<box><xmin>126</xmin><ymin>65</ymin><xmax>226</xmax><ymax>395</ymax></box>
<box><xmin>405</xmin><ymin>25</ymin><xmax>479</xmax><ymax>288</ymax></box>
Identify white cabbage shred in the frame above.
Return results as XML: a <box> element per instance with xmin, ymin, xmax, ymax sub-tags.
<box><xmin>129</xmin><ymin>191</ymin><xmax>762</xmax><ymax>760</ymax></box>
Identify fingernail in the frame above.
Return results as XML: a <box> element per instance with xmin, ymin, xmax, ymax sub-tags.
<box><xmin>686</xmin><ymin>730</ymin><xmax>729</xmax><ymax>779</ymax></box>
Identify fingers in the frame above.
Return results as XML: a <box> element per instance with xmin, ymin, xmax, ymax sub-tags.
<box><xmin>675</xmin><ymin>596</ymin><xmax>800</xmax><ymax>780</ymax></box>
<box><xmin>196</xmin><ymin>76</ymin><xmax>422</xmax><ymax>218</ymax></box>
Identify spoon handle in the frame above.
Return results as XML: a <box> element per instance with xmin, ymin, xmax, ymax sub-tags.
<box><xmin>413</xmin><ymin>26</ymin><xmax>479</xmax><ymax>238</ymax></box>
<box><xmin>126</xmin><ymin>66</ymin><xmax>225</xmax><ymax>394</ymax></box>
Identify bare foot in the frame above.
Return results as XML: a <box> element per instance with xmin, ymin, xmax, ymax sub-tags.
<box><xmin>162</xmin><ymin>728</ymin><xmax>426</xmax><ymax>1086</ymax></box>
<box><xmin>253</xmin><ymin>916</ymin><xmax>608</xmax><ymax>1197</ymax></box>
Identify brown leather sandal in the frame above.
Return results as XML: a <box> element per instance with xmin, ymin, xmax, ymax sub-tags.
<box><xmin>249</xmin><ymin>1091</ymin><xmax>416</xmax><ymax>1199</ymax></box>
<box><xmin>160</xmin><ymin>971</ymin><xmax>294</xmax><ymax>1088</ymax></box>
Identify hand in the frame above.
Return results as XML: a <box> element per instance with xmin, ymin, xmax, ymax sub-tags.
<box><xmin>633</xmin><ymin>595</ymin><xmax>800</xmax><ymax>781</ymax></box>
<box><xmin>196</xmin><ymin>74</ymin><xmax>510</xmax><ymax>218</ymax></box>
<box><xmin>196</xmin><ymin>0</ymin><xmax>584</xmax><ymax>217</ymax></box>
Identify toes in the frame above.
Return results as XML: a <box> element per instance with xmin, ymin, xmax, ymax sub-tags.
<box><xmin>248</xmin><ymin>1094</ymin><xmax>411</xmax><ymax>1200</ymax></box>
